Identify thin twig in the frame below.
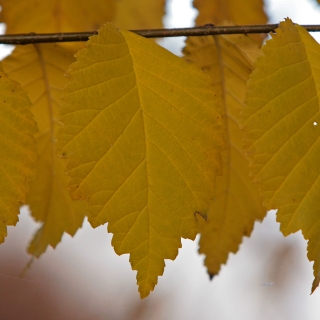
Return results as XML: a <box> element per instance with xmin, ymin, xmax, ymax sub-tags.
<box><xmin>1</xmin><ymin>24</ymin><xmax>320</xmax><ymax>45</ymax></box>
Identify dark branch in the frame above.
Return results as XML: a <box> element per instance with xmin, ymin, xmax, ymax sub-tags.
<box><xmin>1</xmin><ymin>24</ymin><xmax>320</xmax><ymax>45</ymax></box>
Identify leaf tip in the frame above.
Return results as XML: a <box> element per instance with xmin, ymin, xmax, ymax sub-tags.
<box><xmin>139</xmin><ymin>292</ymin><xmax>150</xmax><ymax>299</ymax></box>
<box><xmin>311</xmin><ymin>275</ymin><xmax>320</xmax><ymax>294</ymax></box>
<box><xmin>208</xmin><ymin>271</ymin><xmax>215</xmax><ymax>281</ymax></box>
<box><xmin>139</xmin><ymin>286</ymin><xmax>152</xmax><ymax>299</ymax></box>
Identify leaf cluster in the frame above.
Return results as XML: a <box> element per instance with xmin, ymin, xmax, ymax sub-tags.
<box><xmin>0</xmin><ymin>0</ymin><xmax>319</xmax><ymax>298</ymax></box>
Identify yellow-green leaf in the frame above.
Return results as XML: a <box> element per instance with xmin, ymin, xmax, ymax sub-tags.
<box><xmin>241</xmin><ymin>19</ymin><xmax>320</xmax><ymax>293</ymax></box>
<box><xmin>0</xmin><ymin>65</ymin><xmax>38</xmax><ymax>243</ymax></box>
<box><xmin>114</xmin><ymin>0</ymin><xmax>165</xmax><ymax>30</ymax></box>
<box><xmin>183</xmin><ymin>27</ymin><xmax>265</xmax><ymax>277</ymax></box>
<box><xmin>58</xmin><ymin>23</ymin><xmax>225</xmax><ymax>298</ymax></box>
<box><xmin>2</xmin><ymin>44</ymin><xmax>86</xmax><ymax>257</ymax></box>
<box><xmin>0</xmin><ymin>0</ymin><xmax>115</xmax><ymax>33</ymax></box>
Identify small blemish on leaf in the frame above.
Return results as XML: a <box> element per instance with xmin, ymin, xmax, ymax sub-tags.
<box><xmin>313</xmin><ymin>122</ymin><xmax>318</xmax><ymax>126</ymax></box>
<box><xmin>194</xmin><ymin>211</ymin><xmax>208</xmax><ymax>221</ymax></box>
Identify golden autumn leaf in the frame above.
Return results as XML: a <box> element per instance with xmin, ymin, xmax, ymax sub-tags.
<box><xmin>0</xmin><ymin>0</ymin><xmax>115</xmax><ymax>33</ymax></box>
<box><xmin>241</xmin><ymin>19</ymin><xmax>320</xmax><ymax>293</ymax></box>
<box><xmin>0</xmin><ymin>65</ymin><xmax>38</xmax><ymax>243</ymax></box>
<box><xmin>2</xmin><ymin>44</ymin><xmax>86</xmax><ymax>257</ymax></box>
<box><xmin>183</xmin><ymin>26</ymin><xmax>266</xmax><ymax>277</ymax></box>
<box><xmin>193</xmin><ymin>0</ymin><xmax>267</xmax><ymax>43</ymax></box>
<box><xmin>57</xmin><ymin>23</ymin><xmax>225</xmax><ymax>298</ymax></box>
<box><xmin>114</xmin><ymin>0</ymin><xmax>165</xmax><ymax>30</ymax></box>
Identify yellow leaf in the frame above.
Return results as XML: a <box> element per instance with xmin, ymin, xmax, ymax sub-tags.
<box><xmin>114</xmin><ymin>0</ymin><xmax>165</xmax><ymax>30</ymax></box>
<box><xmin>193</xmin><ymin>0</ymin><xmax>267</xmax><ymax>43</ymax></box>
<box><xmin>241</xmin><ymin>19</ymin><xmax>320</xmax><ymax>293</ymax></box>
<box><xmin>0</xmin><ymin>0</ymin><xmax>115</xmax><ymax>33</ymax></box>
<box><xmin>2</xmin><ymin>44</ymin><xmax>86</xmax><ymax>257</ymax></box>
<box><xmin>193</xmin><ymin>0</ymin><xmax>267</xmax><ymax>25</ymax></box>
<box><xmin>0</xmin><ymin>65</ymin><xmax>38</xmax><ymax>243</ymax></box>
<box><xmin>58</xmin><ymin>23</ymin><xmax>225</xmax><ymax>298</ymax></box>
<box><xmin>183</xmin><ymin>26</ymin><xmax>266</xmax><ymax>277</ymax></box>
